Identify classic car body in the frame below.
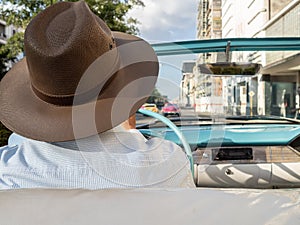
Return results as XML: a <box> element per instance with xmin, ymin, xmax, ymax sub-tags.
<box><xmin>138</xmin><ymin>37</ymin><xmax>300</xmax><ymax>190</ymax></box>
<box><xmin>1</xmin><ymin>34</ymin><xmax>300</xmax><ymax>225</ymax></box>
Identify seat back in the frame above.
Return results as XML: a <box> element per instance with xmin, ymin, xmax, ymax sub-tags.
<box><xmin>0</xmin><ymin>188</ymin><xmax>299</xmax><ymax>225</ymax></box>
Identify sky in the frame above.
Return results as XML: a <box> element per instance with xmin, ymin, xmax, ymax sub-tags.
<box><xmin>128</xmin><ymin>0</ymin><xmax>198</xmax><ymax>43</ymax></box>
<box><xmin>128</xmin><ymin>0</ymin><xmax>198</xmax><ymax>100</ymax></box>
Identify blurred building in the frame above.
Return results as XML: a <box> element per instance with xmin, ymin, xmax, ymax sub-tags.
<box><xmin>0</xmin><ymin>19</ymin><xmax>22</xmax><ymax>73</ymax></box>
<box><xmin>221</xmin><ymin>0</ymin><xmax>300</xmax><ymax>117</ymax></box>
<box><xmin>259</xmin><ymin>1</ymin><xmax>300</xmax><ymax>117</ymax></box>
<box><xmin>0</xmin><ymin>20</ymin><xmax>8</xmax><ymax>45</ymax></box>
<box><xmin>185</xmin><ymin>0</ymin><xmax>300</xmax><ymax>117</ymax></box>
<box><xmin>192</xmin><ymin>0</ymin><xmax>224</xmax><ymax>114</ymax></box>
<box><xmin>180</xmin><ymin>62</ymin><xmax>196</xmax><ymax>107</ymax></box>
<box><xmin>0</xmin><ymin>19</ymin><xmax>20</xmax><ymax>46</ymax></box>
<box><xmin>197</xmin><ymin>0</ymin><xmax>223</xmax><ymax>63</ymax></box>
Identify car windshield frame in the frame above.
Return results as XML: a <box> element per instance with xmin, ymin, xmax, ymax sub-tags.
<box><xmin>146</xmin><ymin>37</ymin><xmax>300</xmax><ymax>122</ymax></box>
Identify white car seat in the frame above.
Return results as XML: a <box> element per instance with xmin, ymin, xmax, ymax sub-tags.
<box><xmin>0</xmin><ymin>188</ymin><xmax>299</xmax><ymax>225</ymax></box>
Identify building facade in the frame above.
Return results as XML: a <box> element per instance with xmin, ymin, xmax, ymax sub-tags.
<box><xmin>190</xmin><ymin>0</ymin><xmax>224</xmax><ymax>114</ymax></box>
<box><xmin>259</xmin><ymin>1</ymin><xmax>300</xmax><ymax>117</ymax></box>
<box><xmin>0</xmin><ymin>19</ymin><xmax>22</xmax><ymax>75</ymax></box>
<box><xmin>180</xmin><ymin>62</ymin><xmax>196</xmax><ymax>107</ymax></box>
<box><xmin>185</xmin><ymin>0</ymin><xmax>300</xmax><ymax>117</ymax></box>
<box><xmin>197</xmin><ymin>0</ymin><xmax>223</xmax><ymax>63</ymax></box>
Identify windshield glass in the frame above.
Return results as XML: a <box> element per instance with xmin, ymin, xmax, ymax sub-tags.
<box><xmin>130</xmin><ymin>0</ymin><xmax>300</xmax><ymax>125</ymax></box>
<box><xmin>135</xmin><ymin>44</ymin><xmax>300</xmax><ymax>127</ymax></box>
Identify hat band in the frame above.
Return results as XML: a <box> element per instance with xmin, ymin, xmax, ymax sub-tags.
<box><xmin>31</xmin><ymin>84</ymin><xmax>103</xmax><ymax>106</ymax></box>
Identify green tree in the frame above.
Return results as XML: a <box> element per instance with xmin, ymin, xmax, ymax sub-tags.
<box><xmin>0</xmin><ymin>0</ymin><xmax>144</xmax><ymax>78</ymax></box>
<box><xmin>0</xmin><ymin>32</ymin><xmax>24</xmax><ymax>80</ymax></box>
<box><xmin>84</xmin><ymin>0</ymin><xmax>144</xmax><ymax>34</ymax></box>
<box><xmin>147</xmin><ymin>88</ymin><xmax>166</xmax><ymax>103</ymax></box>
<box><xmin>0</xmin><ymin>122</ymin><xmax>12</xmax><ymax>146</ymax></box>
<box><xmin>1</xmin><ymin>0</ymin><xmax>144</xmax><ymax>33</ymax></box>
<box><xmin>0</xmin><ymin>49</ymin><xmax>10</xmax><ymax>79</ymax></box>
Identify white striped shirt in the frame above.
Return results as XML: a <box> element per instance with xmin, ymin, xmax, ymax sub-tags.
<box><xmin>0</xmin><ymin>129</ymin><xmax>195</xmax><ymax>189</ymax></box>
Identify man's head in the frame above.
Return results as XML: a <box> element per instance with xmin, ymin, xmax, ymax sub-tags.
<box><xmin>0</xmin><ymin>0</ymin><xmax>158</xmax><ymax>142</ymax></box>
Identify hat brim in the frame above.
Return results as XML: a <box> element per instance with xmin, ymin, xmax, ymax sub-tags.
<box><xmin>0</xmin><ymin>32</ymin><xmax>159</xmax><ymax>142</ymax></box>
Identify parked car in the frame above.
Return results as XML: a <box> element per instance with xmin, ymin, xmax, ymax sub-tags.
<box><xmin>161</xmin><ymin>103</ymin><xmax>181</xmax><ymax>117</ymax></box>
<box><xmin>140</xmin><ymin>103</ymin><xmax>159</xmax><ymax>113</ymax></box>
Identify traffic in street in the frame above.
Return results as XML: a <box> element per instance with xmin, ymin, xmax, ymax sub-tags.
<box><xmin>136</xmin><ymin>106</ymin><xmax>197</xmax><ymax>126</ymax></box>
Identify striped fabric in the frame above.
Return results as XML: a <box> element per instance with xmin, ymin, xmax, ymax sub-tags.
<box><xmin>0</xmin><ymin>129</ymin><xmax>195</xmax><ymax>189</ymax></box>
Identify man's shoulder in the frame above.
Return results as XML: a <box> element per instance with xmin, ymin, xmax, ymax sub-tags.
<box><xmin>0</xmin><ymin>144</ymin><xmax>22</xmax><ymax>166</ymax></box>
<box><xmin>0</xmin><ymin>144</ymin><xmax>18</xmax><ymax>152</ymax></box>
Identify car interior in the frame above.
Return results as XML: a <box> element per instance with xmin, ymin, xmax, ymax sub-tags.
<box><xmin>1</xmin><ymin>37</ymin><xmax>300</xmax><ymax>225</ymax></box>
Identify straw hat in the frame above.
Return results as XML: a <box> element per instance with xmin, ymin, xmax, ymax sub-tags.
<box><xmin>0</xmin><ymin>0</ymin><xmax>159</xmax><ymax>142</ymax></box>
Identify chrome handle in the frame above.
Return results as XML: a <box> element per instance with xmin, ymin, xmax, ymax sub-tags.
<box><xmin>225</xmin><ymin>168</ymin><xmax>234</xmax><ymax>175</ymax></box>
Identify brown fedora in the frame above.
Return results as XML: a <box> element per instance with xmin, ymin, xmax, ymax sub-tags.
<box><xmin>0</xmin><ymin>0</ymin><xmax>159</xmax><ymax>142</ymax></box>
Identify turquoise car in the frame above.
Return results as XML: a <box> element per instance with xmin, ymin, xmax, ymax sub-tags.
<box><xmin>137</xmin><ymin>37</ymin><xmax>300</xmax><ymax>189</ymax></box>
<box><xmin>3</xmin><ymin>37</ymin><xmax>300</xmax><ymax>225</ymax></box>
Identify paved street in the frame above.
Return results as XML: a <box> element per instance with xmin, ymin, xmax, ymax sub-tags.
<box><xmin>135</xmin><ymin>113</ymin><xmax>156</xmax><ymax>125</ymax></box>
<box><xmin>180</xmin><ymin>108</ymin><xmax>198</xmax><ymax>117</ymax></box>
